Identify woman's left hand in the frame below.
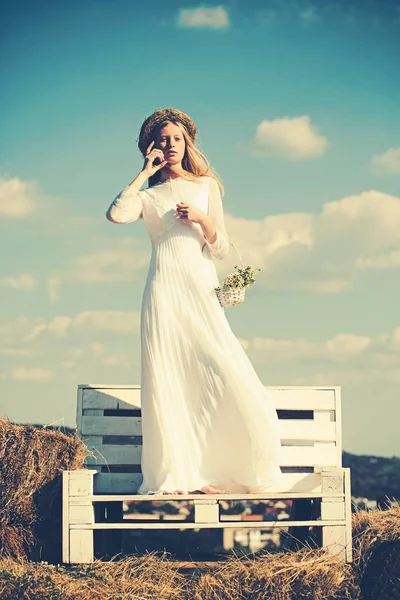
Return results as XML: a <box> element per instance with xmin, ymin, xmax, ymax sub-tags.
<box><xmin>176</xmin><ymin>202</ymin><xmax>206</xmax><ymax>225</ymax></box>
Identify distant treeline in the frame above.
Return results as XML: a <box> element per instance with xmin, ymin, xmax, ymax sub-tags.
<box><xmin>343</xmin><ymin>451</ymin><xmax>400</xmax><ymax>502</ymax></box>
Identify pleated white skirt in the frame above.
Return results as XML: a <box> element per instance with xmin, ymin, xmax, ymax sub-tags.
<box><xmin>137</xmin><ymin>230</ymin><xmax>285</xmax><ymax>494</ymax></box>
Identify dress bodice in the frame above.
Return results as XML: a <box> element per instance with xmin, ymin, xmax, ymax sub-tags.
<box><xmin>106</xmin><ymin>175</ymin><xmax>230</xmax><ymax>260</ymax></box>
<box><xmin>140</xmin><ymin>178</ymin><xmax>210</xmax><ymax>246</ymax></box>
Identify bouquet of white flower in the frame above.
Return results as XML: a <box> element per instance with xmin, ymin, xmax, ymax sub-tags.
<box><xmin>215</xmin><ymin>242</ymin><xmax>261</xmax><ymax>308</ymax></box>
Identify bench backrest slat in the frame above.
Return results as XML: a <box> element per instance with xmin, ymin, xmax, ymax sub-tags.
<box><xmin>77</xmin><ymin>385</ymin><xmax>342</xmax><ymax>494</ymax></box>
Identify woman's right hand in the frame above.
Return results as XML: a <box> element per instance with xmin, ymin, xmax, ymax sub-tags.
<box><xmin>142</xmin><ymin>141</ymin><xmax>168</xmax><ymax>177</ymax></box>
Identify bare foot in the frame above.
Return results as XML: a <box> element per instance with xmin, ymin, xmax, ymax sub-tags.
<box><xmin>200</xmin><ymin>484</ymin><xmax>226</xmax><ymax>494</ymax></box>
<box><xmin>161</xmin><ymin>489</ymin><xmax>186</xmax><ymax>495</ymax></box>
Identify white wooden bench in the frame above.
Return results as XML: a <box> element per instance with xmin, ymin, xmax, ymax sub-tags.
<box><xmin>62</xmin><ymin>384</ymin><xmax>352</xmax><ymax>564</ymax></box>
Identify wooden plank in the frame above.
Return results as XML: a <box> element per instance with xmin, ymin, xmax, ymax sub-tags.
<box><xmin>68</xmin><ymin>470</ymin><xmax>97</xmax><ymax>496</ymax></box>
<box><xmin>69</xmin><ymin>503</ymin><xmax>96</xmax><ymax>525</ymax></box>
<box><xmin>82</xmin><ymin>387</ymin><xmax>141</xmax><ymax>410</ymax></box>
<box><xmin>281</xmin><ymin>444</ymin><xmax>338</xmax><ymax>466</ymax></box>
<box><xmin>69</xmin><ymin>529</ymin><xmax>94</xmax><ymax>563</ymax></box>
<box><xmin>82</xmin><ymin>418</ymin><xmax>337</xmax><ymax>443</ymax></box>
<box><xmin>79</xmin><ymin>384</ymin><xmax>339</xmax><ymax>391</ymax></box>
<box><xmin>79</xmin><ymin>384</ymin><xmax>140</xmax><ymax>389</ymax></box>
<box><xmin>70</xmin><ymin>519</ymin><xmax>346</xmax><ymax>531</ymax></box>
<box><xmin>322</xmin><ymin>525</ymin><xmax>347</xmax><ymax>561</ymax></box>
<box><xmin>271</xmin><ymin>389</ymin><xmax>336</xmax><ymax>410</ymax></box>
<box><xmin>80</xmin><ymin>416</ymin><xmax>142</xmax><ymax>436</ymax></box>
<box><xmin>314</xmin><ymin>411</ymin><xmax>341</xmax><ymax>466</ymax></box>
<box><xmin>62</xmin><ymin>471</ymin><xmax>70</xmax><ymax>563</ymax></box>
<box><xmin>84</xmin><ymin>443</ymin><xmax>337</xmax><ymax>469</ymax></box>
<box><xmin>94</xmin><ymin>472</ymin><xmax>142</xmax><ymax>494</ymax></box>
<box><xmin>89</xmin><ymin>491</ymin><xmax>343</xmax><ymax>502</ymax></box>
<box><xmin>321</xmin><ymin>469</ymin><xmax>344</xmax><ymax>494</ymax></box>
<box><xmin>321</xmin><ymin>501</ymin><xmax>345</xmax><ymax>521</ymax></box>
<box><xmin>335</xmin><ymin>387</ymin><xmax>343</xmax><ymax>464</ymax></box>
<box><xmin>279</xmin><ymin>419</ymin><xmax>336</xmax><ymax>441</ymax></box>
<box><xmin>194</xmin><ymin>500</ymin><xmax>219</xmax><ymax>523</ymax></box>
<box><xmin>78</xmin><ymin>385</ymin><xmax>339</xmax><ymax>412</ymax></box>
<box><xmin>344</xmin><ymin>467</ymin><xmax>353</xmax><ymax>563</ymax></box>
<box><xmin>85</xmin><ymin>444</ymin><xmax>141</xmax><ymax>466</ymax></box>
<box><xmin>92</xmin><ymin>472</ymin><xmax>324</xmax><ymax>495</ymax></box>
<box><xmin>76</xmin><ymin>386</ymin><xmax>84</xmax><ymax>440</ymax></box>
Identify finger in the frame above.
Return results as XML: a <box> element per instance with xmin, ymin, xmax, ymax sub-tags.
<box><xmin>146</xmin><ymin>141</ymin><xmax>155</xmax><ymax>152</ymax></box>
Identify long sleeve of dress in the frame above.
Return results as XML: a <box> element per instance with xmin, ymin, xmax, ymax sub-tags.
<box><xmin>203</xmin><ymin>176</ymin><xmax>230</xmax><ymax>260</ymax></box>
<box><xmin>106</xmin><ymin>184</ymin><xmax>145</xmax><ymax>224</ymax></box>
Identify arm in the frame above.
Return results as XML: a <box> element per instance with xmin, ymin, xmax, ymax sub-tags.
<box><xmin>201</xmin><ymin>176</ymin><xmax>230</xmax><ymax>260</ymax></box>
<box><xmin>106</xmin><ymin>170</ymin><xmax>149</xmax><ymax>224</ymax></box>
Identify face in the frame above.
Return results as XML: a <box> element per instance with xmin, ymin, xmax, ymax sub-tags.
<box><xmin>156</xmin><ymin>122</ymin><xmax>186</xmax><ymax>165</ymax></box>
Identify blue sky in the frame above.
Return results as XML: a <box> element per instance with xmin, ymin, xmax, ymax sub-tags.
<box><xmin>1</xmin><ymin>0</ymin><xmax>399</xmax><ymax>457</ymax></box>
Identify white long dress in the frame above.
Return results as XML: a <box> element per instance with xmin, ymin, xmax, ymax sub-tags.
<box><xmin>106</xmin><ymin>174</ymin><xmax>285</xmax><ymax>494</ymax></box>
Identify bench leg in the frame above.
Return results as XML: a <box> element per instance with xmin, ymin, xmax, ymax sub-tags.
<box><xmin>69</xmin><ymin>529</ymin><xmax>94</xmax><ymax>563</ymax></box>
<box><xmin>344</xmin><ymin>467</ymin><xmax>353</xmax><ymax>563</ymax></box>
<box><xmin>321</xmin><ymin>469</ymin><xmax>346</xmax><ymax>561</ymax></box>
<box><xmin>194</xmin><ymin>499</ymin><xmax>219</xmax><ymax>524</ymax></box>
<box><xmin>67</xmin><ymin>469</ymin><xmax>96</xmax><ymax>563</ymax></box>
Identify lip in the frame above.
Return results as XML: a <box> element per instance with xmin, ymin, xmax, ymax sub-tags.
<box><xmin>167</xmin><ymin>151</ymin><xmax>177</xmax><ymax>155</ymax></box>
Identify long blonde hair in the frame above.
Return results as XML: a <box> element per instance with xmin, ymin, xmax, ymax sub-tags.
<box><xmin>147</xmin><ymin>121</ymin><xmax>225</xmax><ymax>198</ymax></box>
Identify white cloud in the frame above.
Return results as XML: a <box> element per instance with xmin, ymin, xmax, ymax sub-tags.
<box><xmin>60</xmin><ymin>360</ymin><xmax>75</xmax><ymax>369</ymax></box>
<box><xmin>21</xmin><ymin>310</ymin><xmax>141</xmax><ymax>343</ymax></box>
<box><xmin>72</xmin><ymin>310</ymin><xmax>140</xmax><ymax>333</ymax></box>
<box><xmin>0</xmin><ymin>316</ymin><xmax>32</xmax><ymax>344</ymax></box>
<box><xmin>0</xmin><ymin>273</ymin><xmax>36</xmax><ymax>290</ymax></box>
<box><xmin>325</xmin><ymin>333</ymin><xmax>372</xmax><ymax>358</ymax></box>
<box><xmin>0</xmin><ymin>176</ymin><xmax>39</xmax><ymax>217</ymax></box>
<box><xmin>247</xmin><ymin>333</ymin><xmax>372</xmax><ymax>363</ymax></box>
<box><xmin>242</xmin><ymin>327</ymin><xmax>400</xmax><ymax>387</ymax></box>
<box><xmin>11</xmin><ymin>365</ymin><xmax>54</xmax><ymax>382</ymax></box>
<box><xmin>47</xmin><ymin>316</ymin><xmax>73</xmax><ymax>336</ymax></box>
<box><xmin>91</xmin><ymin>342</ymin><xmax>105</xmax><ymax>356</ymax></box>
<box><xmin>223</xmin><ymin>189</ymin><xmax>400</xmax><ymax>293</ymax></box>
<box><xmin>356</xmin><ymin>250</ymin><xmax>400</xmax><ymax>270</ymax></box>
<box><xmin>299</xmin><ymin>6</ymin><xmax>319</xmax><ymax>22</ymax></box>
<box><xmin>0</xmin><ymin>311</ymin><xmax>140</xmax><ymax>351</ymax></box>
<box><xmin>178</xmin><ymin>6</ymin><xmax>229</xmax><ymax>29</ymax></box>
<box><xmin>254</xmin><ymin>1</ymin><xmax>385</xmax><ymax>28</ymax></box>
<box><xmin>241</xmin><ymin>115</ymin><xmax>329</xmax><ymax>160</ymax></box>
<box><xmin>51</xmin><ymin>238</ymin><xmax>149</xmax><ymax>284</ymax></box>
<box><xmin>24</xmin><ymin>322</ymin><xmax>48</xmax><ymax>343</ymax></box>
<box><xmin>46</xmin><ymin>277</ymin><xmax>61</xmax><ymax>304</ymax></box>
<box><xmin>0</xmin><ymin>348</ymin><xmax>33</xmax><ymax>357</ymax></box>
<box><xmin>371</xmin><ymin>148</ymin><xmax>400</xmax><ymax>174</ymax></box>
<box><xmin>101</xmin><ymin>353</ymin><xmax>134</xmax><ymax>368</ymax></box>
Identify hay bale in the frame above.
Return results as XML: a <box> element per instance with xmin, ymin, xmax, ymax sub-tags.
<box><xmin>0</xmin><ymin>418</ymin><xmax>89</xmax><ymax>561</ymax></box>
<box><xmin>352</xmin><ymin>505</ymin><xmax>400</xmax><ymax>599</ymax></box>
<box><xmin>360</xmin><ymin>540</ymin><xmax>400</xmax><ymax>600</ymax></box>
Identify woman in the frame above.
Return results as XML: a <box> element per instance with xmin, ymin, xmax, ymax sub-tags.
<box><xmin>106</xmin><ymin>108</ymin><xmax>285</xmax><ymax>495</ymax></box>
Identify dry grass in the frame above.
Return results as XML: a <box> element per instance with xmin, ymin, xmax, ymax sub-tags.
<box><xmin>0</xmin><ymin>418</ymin><xmax>89</xmax><ymax>561</ymax></box>
<box><xmin>0</xmin><ymin>553</ymin><xmax>187</xmax><ymax>600</ymax></box>
<box><xmin>351</xmin><ymin>502</ymin><xmax>400</xmax><ymax>571</ymax></box>
<box><xmin>0</xmin><ymin>507</ymin><xmax>399</xmax><ymax>599</ymax></box>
